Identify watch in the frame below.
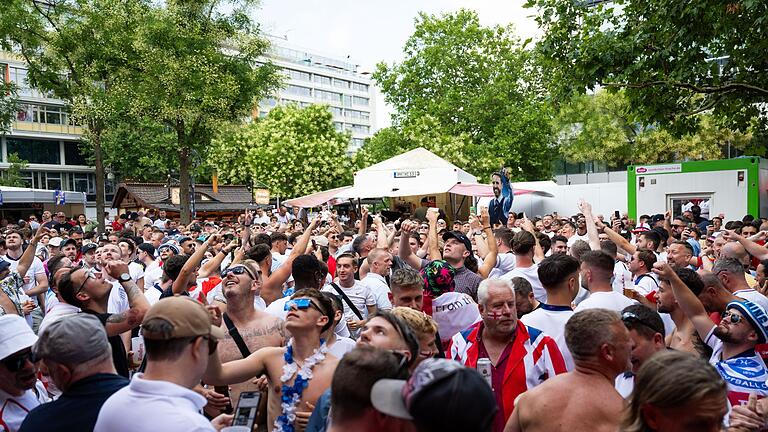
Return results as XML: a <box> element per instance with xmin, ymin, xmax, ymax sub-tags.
<box><xmin>118</xmin><ymin>273</ymin><xmax>131</xmax><ymax>282</ymax></box>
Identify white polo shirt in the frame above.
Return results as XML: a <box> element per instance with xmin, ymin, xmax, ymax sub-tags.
<box><xmin>360</xmin><ymin>273</ymin><xmax>392</xmax><ymax>311</ymax></box>
<box><xmin>94</xmin><ymin>374</ymin><xmax>212</xmax><ymax>432</ymax></box>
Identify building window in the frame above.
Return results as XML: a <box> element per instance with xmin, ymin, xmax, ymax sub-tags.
<box><xmin>286</xmin><ymin>85</ymin><xmax>312</xmax><ymax>97</ymax></box>
<box><xmin>15</xmin><ymin>103</ymin><xmax>69</xmax><ymax>125</ymax></box>
<box><xmin>334</xmin><ymin>122</ymin><xmax>344</xmax><ymax>131</ymax></box>
<box><xmin>333</xmin><ymin>78</ymin><xmax>349</xmax><ymax>89</ymax></box>
<box><xmin>286</xmin><ymin>69</ymin><xmax>310</xmax><ymax>81</ymax></box>
<box><xmin>7</xmin><ymin>138</ymin><xmax>61</xmax><ymax>165</ymax></box>
<box><xmin>313</xmin><ymin>74</ymin><xmax>332</xmax><ymax>86</ymax></box>
<box><xmin>45</xmin><ymin>172</ymin><xmax>62</xmax><ymax>190</ymax></box>
<box><xmin>350</xmin><ymin>124</ymin><xmax>369</xmax><ymax>134</ymax></box>
<box><xmin>329</xmin><ymin>107</ymin><xmax>343</xmax><ymax>117</ymax></box>
<box><xmin>352</xmin><ymin>82</ymin><xmax>369</xmax><ymax>92</ymax></box>
<box><xmin>64</xmin><ymin>141</ymin><xmax>88</xmax><ymax>165</ymax></box>
<box><xmin>345</xmin><ymin>109</ymin><xmax>370</xmax><ymax>121</ymax></box>
<box><xmin>351</xmin><ymin>138</ymin><xmax>365</xmax><ymax>149</ymax></box>
<box><xmin>353</xmin><ymin>96</ymin><xmax>369</xmax><ymax>106</ymax></box>
<box><xmin>18</xmin><ymin>171</ymin><xmax>34</xmax><ymax>188</ymax></box>
<box><xmin>260</xmin><ymin>98</ymin><xmax>278</xmax><ymax>108</ymax></box>
<box><xmin>315</xmin><ymin>89</ymin><xmax>342</xmax><ymax>103</ymax></box>
<box><xmin>342</xmin><ymin>95</ymin><xmax>353</xmax><ymax>107</ymax></box>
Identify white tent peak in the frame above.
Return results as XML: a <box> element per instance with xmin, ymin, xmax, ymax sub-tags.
<box><xmin>355</xmin><ymin>147</ymin><xmax>462</xmax><ymax>174</ymax></box>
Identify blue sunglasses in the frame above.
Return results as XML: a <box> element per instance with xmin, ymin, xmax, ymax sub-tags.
<box><xmin>283</xmin><ymin>298</ymin><xmax>320</xmax><ymax>312</ymax></box>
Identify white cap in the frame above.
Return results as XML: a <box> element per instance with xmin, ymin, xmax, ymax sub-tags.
<box><xmin>0</xmin><ymin>315</ymin><xmax>37</xmax><ymax>360</ymax></box>
<box><xmin>49</xmin><ymin>237</ymin><xmax>63</xmax><ymax>247</ymax></box>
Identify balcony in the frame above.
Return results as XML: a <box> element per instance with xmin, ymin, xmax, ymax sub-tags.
<box><xmin>11</xmin><ymin>121</ymin><xmax>84</xmax><ymax>137</ymax></box>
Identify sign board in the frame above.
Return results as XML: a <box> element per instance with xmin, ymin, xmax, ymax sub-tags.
<box><xmin>393</xmin><ymin>170</ymin><xmax>419</xmax><ymax>179</ymax></box>
<box><xmin>635</xmin><ymin>164</ymin><xmax>682</xmax><ymax>175</ymax></box>
<box><xmin>54</xmin><ymin>189</ymin><xmax>66</xmax><ymax>205</ymax></box>
<box><xmin>254</xmin><ymin>188</ymin><xmax>270</xmax><ymax>205</ymax></box>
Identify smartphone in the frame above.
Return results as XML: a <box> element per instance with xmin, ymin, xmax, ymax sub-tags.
<box><xmin>232</xmin><ymin>391</ymin><xmax>262</xmax><ymax>430</ymax></box>
<box><xmin>614</xmin><ymin>210</ymin><xmax>620</xmax><ymax>219</ymax></box>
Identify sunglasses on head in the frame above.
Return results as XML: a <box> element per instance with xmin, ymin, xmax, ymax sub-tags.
<box><xmin>1</xmin><ymin>350</ymin><xmax>37</xmax><ymax>372</ymax></box>
<box><xmin>283</xmin><ymin>298</ymin><xmax>320</xmax><ymax>312</ymax></box>
<box><xmin>221</xmin><ymin>265</ymin><xmax>255</xmax><ymax>279</ymax></box>
<box><xmin>621</xmin><ymin>311</ymin><xmax>664</xmax><ymax>335</ymax></box>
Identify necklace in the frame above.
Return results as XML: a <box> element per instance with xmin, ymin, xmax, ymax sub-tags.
<box><xmin>272</xmin><ymin>338</ymin><xmax>328</xmax><ymax>432</ymax></box>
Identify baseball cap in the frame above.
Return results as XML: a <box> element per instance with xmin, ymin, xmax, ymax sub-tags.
<box><xmin>726</xmin><ymin>300</ymin><xmax>768</xmax><ymax>344</ymax></box>
<box><xmin>0</xmin><ymin>261</ymin><xmax>10</xmax><ymax>273</ymax></box>
<box><xmin>141</xmin><ymin>296</ymin><xmax>225</xmax><ymax>340</ymax></box>
<box><xmin>312</xmin><ymin>236</ymin><xmax>329</xmax><ymax>247</ymax></box>
<box><xmin>631</xmin><ymin>223</ymin><xmax>651</xmax><ymax>234</ymax></box>
<box><xmin>442</xmin><ymin>230</ymin><xmax>472</xmax><ymax>252</ymax></box>
<box><xmin>371</xmin><ymin>358</ymin><xmax>497</xmax><ymax>430</ymax></box>
<box><xmin>33</xmin><ymin>313</ymin><xmax>108</xmax><ymax>364</ymax></box>
<box><xmin>0</xmin><ymin>315</ymin><xmax>38</xmax><ymax>360</ymax></box>
<box><xmin>49</xmin><ymin>237</ymin><xmax>64</xmax><ymax>247</ymax></box>
<box><xmin>81</xmin><ymin>243</ymin><xmax>98</xmax><ymax>254</ymax></box>
<box><xmin>62</xmin><ymin>238</ymin><xmax>78</xmax><ymax>248</ymax></box>
<box><xmin>650</xmin><ymin>214</ymin><xmax>665</xmax><ymax>224</ymax></box>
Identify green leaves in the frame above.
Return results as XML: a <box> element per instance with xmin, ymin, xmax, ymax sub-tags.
<box><xmin>210</xmin><ymin>104</ymin><xmax>354</xmax><ymax>198</ymax></box>
<box><xmin>371</xmin><ymin>9</ymin><xmax>556</xmax><ymax>181</ymax></box>
<box><xmin>0</xmin><ymin>153</ymin><xmax>29</xmax><ymax>188</ymax></box>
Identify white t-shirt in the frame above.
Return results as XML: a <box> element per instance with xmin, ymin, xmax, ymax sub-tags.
<box><xmin>152</xmin><ymin>218</ymin><xmax>169</xmax><ymax>229</ymax></box>
<box><xmin>432</xmin><ymin>291</ymin><xmax>482</xmax><ymax>342</ymax></box>
<box><xmin>264</xmin><ymin>297</ymin><xmax>290</xmax><ymax>321</ymax></box>
<box><xmin>143</xmin><ymin>263</ymin><xmax>163</xmax><ymax>291</ymax></box>
<box><xmin>566</xmin><ymin>233</ymin><xmax>589</xmax><ymax>247</ymax></box>
<box><xmin>0</xmin><ymin>380</ymin><xmax>50</xmax><ymax>432</ymax></box>
<box><xmin>612</xmin><ymin>261</ymin><xmax>632</xmax><ymax>293</ymax></box>
<box><xmin>94</xmin><ymin>374</ymin><xmax>212</xmax><ymax>432</ymax></box>
<box><xmin>128</xmin><ymin>261</ymin><xmax>144</xmax><ymax>284</ymax></box>
<box><xmin>2</xmin><ymin>255</ymin><xmax>45</xmax><ymax>301</ymax></box>
<box><xmin>328</xmin><ymin>337</ymin><xmax>356</xmax><ymax>359</ymax></box>
<box><xmin>360</xmin><ymin>273</ymin><xmax>392</xmax><ymax>311</ymax></box>
<box><xmin>615</xmin><ymin>372</ymin><xmax>634</xmax><ymax>398</ymax></box>
<box><xmin>107</xmin><ymin>280</ymin><xmax>128</xmax><ymax>314</ymax></box>
<box><xmin>322</xmin><ymin>281</ymin><xmax>376</xmax><ymax>323</ymax></box>
<box><xmin>500</xmin><ymin>264</ymin><xmax>545</xmax><ymax>302</ymax></box>
<box><xmin>632</xmin><ymin>273</ymin><xmax>660</xmax><ymax>297</ymax></box>
<box><xmin>574</xmin><ymin>291</ymin><xmax>637</xmax><ymax>313</ymax></box>
<box><xmin>270</xmin><ymin>252</ymin><xmax>286</xmax><ymax>273</ymax></box>
<box><xmin>733</xmin><ymin>289</ymin><xmax>768</xmax><ymax>313</ymax></box>
<box><xmin>521</xmin><ymin>304</ymin><xmax>575</xmax><ymax>370</ymax></box>
<box><xmin>488</xmin><ymin>253</ymin><xmax>516</xmax><ymax>279</ymax></box>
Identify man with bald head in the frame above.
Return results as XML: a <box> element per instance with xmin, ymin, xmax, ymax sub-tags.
<box><xmin>713</xmin><ymin>257</ymin><xmax>768</xmax><ymax>312</ymax></box>
<box><xmin>361</xmin><ymin>248</ymin><xmax>393</xmax><ymax>311</ymax></box>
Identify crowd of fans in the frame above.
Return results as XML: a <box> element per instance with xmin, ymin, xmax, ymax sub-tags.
<box><xmin>1</xmin><ymin>197</ymin><xmax>768</xmax><ymax>432</ymax></box>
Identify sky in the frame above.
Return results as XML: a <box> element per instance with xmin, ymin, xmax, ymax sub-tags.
<box><xmin>252</xmin><ymin>0</ymin><xmax>541</xmax><ymax>129</ymax></box>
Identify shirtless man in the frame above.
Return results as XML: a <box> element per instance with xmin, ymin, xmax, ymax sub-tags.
<box><xmin>205</xmin><ymin>288</ymin><xmax>338</xmax><ymax>431</ymax></box>
<box><xmin>207</xmin><ymin>259</ymin><xmax>286</xmax><ymax>423</ymax></box>
<box><xmin>656</xmin><ymin>267</ymin><xmax>702</xmax><ymax>355</ymax></box>
<box><xmin>506</xmin><ymin>308</ymin><xmax>630</xmax><ymax>432</ymax></box>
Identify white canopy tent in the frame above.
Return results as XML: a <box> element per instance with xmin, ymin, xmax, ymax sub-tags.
<box><xmin>337</xmin><ymin>148</ymin><xmax>478</xmax><ymax>199</ymax></box>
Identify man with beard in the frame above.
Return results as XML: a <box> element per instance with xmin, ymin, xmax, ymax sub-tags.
<box><xmin>488</xmin><ymin>168</ymin><xmax>513</xmax><ymax>227</ymax></box>
<box><xmin>209</xmin><ymin>259</ymin><xmax>286</xmax><ymax>425</ymax></box>
<box><xmin>654</xmin><ymin>266</ymin><xmax>700</xmax><ymax>355</ymax></box>
<box><xmin>656</xmin><ymin>261</ymin><xmax>768</xmax><ymax>406</ymax></box>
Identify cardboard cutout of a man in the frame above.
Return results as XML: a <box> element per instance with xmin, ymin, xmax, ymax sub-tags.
<box><xmin>489</xmin><ymin>168</ymin><xmax>513</xmax><ymax>226</ymax></box>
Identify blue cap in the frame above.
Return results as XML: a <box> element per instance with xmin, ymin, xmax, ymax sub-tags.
<box><xmin>726</xmin><ymin>300</ymin><xmax>768</xmax><ymax>344</ymax></box>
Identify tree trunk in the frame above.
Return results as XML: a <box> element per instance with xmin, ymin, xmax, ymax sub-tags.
<box><xmin>178</xmin><ymin>126</ymin><xmax>192</xmax><ymax>225</ymax></box>
<box><xmin>93</xmin><ymin>127</ymin><xmax>106</xmax><ymax>233</ymax></box>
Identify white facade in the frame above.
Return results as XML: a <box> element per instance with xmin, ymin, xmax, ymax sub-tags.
<box><xmin>259</xmin><ymin>36</ymin><xmax>376</xmax><ymax>152</ymax></box>
<box><xmin>0</xmin><ymin>53</ymin><xmax>108</xmax><ymax>216</ymax></box>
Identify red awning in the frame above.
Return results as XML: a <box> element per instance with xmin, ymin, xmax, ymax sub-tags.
<box><xmin>448</xmin><ymin>183</ymin><xmax>554</xmax><ymax>198</ymax></box>
<box><xmin>283</xmin><ymin>186</ymin><xmax>352</xmax><ymax>208</ymax></box>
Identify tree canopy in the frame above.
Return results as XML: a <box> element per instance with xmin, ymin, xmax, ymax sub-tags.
<box><xmin>210</xmin><ymin>104</ymin><xmax>354</xmax><ymax>198</ymax></box>
<box><xmin>371</xmin><ymin>9</ymin><xmax>556</xmax><ymax>181</ymax></box>
<box><xmin>526</xmin><ymin>0</ymin><xmax>768</xmax><ymax>145</ymax></box>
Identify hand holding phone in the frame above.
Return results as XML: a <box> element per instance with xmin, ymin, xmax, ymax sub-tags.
<box><xmin>232</xmin><ymin>391</ymin><xmax>261</xmax><ymax>430</ymax></box>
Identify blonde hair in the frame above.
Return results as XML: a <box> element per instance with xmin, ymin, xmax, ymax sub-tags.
<box><xmin>391</xmin><ymin>307</ymin><xmax>437</xmax><ymax>338</ymax></box>
<box><xmin>621</xmin><ymin>350</ymin><xmax>726</xmax><ymax>432</ymax></box>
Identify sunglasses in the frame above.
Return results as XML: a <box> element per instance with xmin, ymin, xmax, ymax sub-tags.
<box><xmin>283</xmin><ymin>298</ymin><xmax>321</xmax><ymax>312</ymax></box>
<box><xmin>221</xmin><ymin>265</ymin><xmax>256</xmax><ymax>279</ymax></box>
<box><xmin>723</xmin><ymin>311</ymin><xmax>745</xmax><ymax>324</ymax></box>
<box><xmin>1</xmin><ymin>350</ymin><xmax>36</xmax><ymax>372</ymax></box>
<box><xmin>75</xmin><ymin>269</ymin><xmax>94</xmax><ymax>294</ymax></box>
<box><xmin>621</xmin><ymin>311</ymin><xmax>664</xmax><ymax>335</ymax></box>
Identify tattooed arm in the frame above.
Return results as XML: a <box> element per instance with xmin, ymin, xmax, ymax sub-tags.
<box><xmin>104</xmin><ymin>260</ymin><xmax>150</xmax><ymax>337</ymax></box>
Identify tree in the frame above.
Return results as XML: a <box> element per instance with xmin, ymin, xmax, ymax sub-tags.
<box><xmin>373</xmin><ymin>9</ymin><xmax>556</xmax><ymax>181</ymax></box>
<box><xmin>0</xmin><ymin>153</ymin><xmax>29</xmax><ymax>187</ymax></box>
<box><xmin>555</xmin><ymin>90</ymin><xmax>752</xmax><ymax>165</ymax></box>
<box><xmin>210</xmin><ymin>104</ymin><xmax>354</xmax><ymax>198</ymax></box>
<box><xmin>0</xmin><ymin>81</ymin><xmax>18</xmax><ymax>134</ymax></box>
<box><xmin>526</xmin><ymin>0</ymin><xmax>768</xmax><ymax>145</ymax></box>
<box><xmin>112</xmin><ymin>1</ymin><xmax>282</xmax><ymax>223</ymax></box>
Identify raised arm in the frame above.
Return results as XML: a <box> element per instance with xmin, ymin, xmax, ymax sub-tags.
<box><xmin>374</xmin><ymin>216</ymin><xmax>389</xmax><ymax>249</ymax></box>
<box><xmin>578</xmin><ymin>200</ymin><xmax>601</xmax><ymax>251</ymax></box>
<box><xmin>261</xmin><ymin>216</ymin><xmax>320</xmax><ymax>305</ymax></box>
<box><xmin>398</xmin><ymin>221</ymin><xmax>423</xmax><ymax>269</ymax></box>
<box><xmin>173</xmin><ymin>234</ymin><xmax>220</xmax><ymax>295</ymax></box>
<box><xmin>653</xmin><ymin>262</ymin><xmax>714</xmax><ymax>340</ymax></box>
<box><xmin>598</xmin><ymin>219</ymin><xmax>636</xmax><ymax>255</ymax></box>
<box><xmin>426</xmin><ymin>208</ymin><xmax>442</xmax><ymax>260</ymax></box>
<box><xmin>723</xmin><ymin>230</ymin><xmax>768</xmax><ymax>261</ymax></box>
<box><xmin>203</xmin><ymin>346</ymin><xmax>277</xmax><ymax>386</ymax></box>
<box><xmin>17</xmin><ymin>225</ymin><xmax>47</xmax><ymax>279</ymax></box>
<box><xmin>477</xmin><ymin>208</ymin><xmax>497</xmax><ymax>279</ymax></box>
<box><xmin>358</xmin><ymin>207</ymin><xmax>368</xmax><ymax>238</ymax></box>
<box><xmin>199</xmin><ymin>239</ymin><xmax>238</xmax><ymax>279</ymax></box>
<box><xmin>103</xmin><ymin>261</ymin><xmax>151</xmax><ymax>336</ymax></box>
<box><xmin>471</xmin><ymin>215</ymin><xmax>490</xmax><ymax>259</ymax></box>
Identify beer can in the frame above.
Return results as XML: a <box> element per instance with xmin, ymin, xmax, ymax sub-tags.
<box><xmin>477</xmin><ymin>358</ymin><xmax>493</xmax><ymax>389</ymax></box>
